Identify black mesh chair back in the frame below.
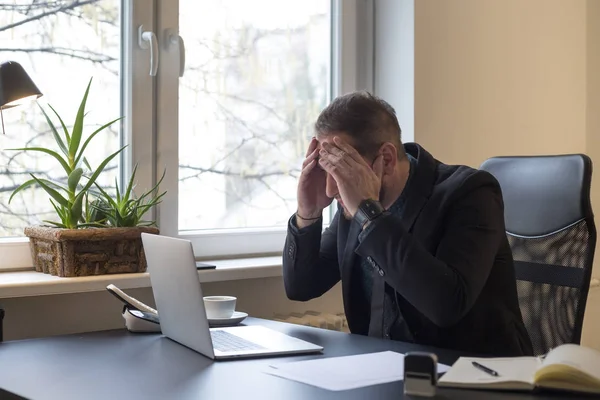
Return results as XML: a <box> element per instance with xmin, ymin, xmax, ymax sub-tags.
<box><xmin>480</xmin><ymin>155</ymin><xmax>596</xmax><ymax>356</ymax></box>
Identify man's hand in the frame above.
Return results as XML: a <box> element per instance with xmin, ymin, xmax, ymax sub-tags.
<box><xmin>318</xmin><ymin>137</ymin><xmax>384</xmax><ymax>217</ymax></box>
<box><xmin>296</xmin><ymin>137</ymin><xmax>333</xmax><ymax>226</ymax></box>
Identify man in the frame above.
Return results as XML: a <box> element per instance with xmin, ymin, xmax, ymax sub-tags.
<box><xmin>282</xmin><ymin>91</ymin><xmax>533</xmax><ymax>356</ymax></box>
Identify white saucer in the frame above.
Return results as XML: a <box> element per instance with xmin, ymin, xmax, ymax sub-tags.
<box><xmin>208</xmin><ymin>311</ymin><xmax>248</xmax><ymax>327</ymax></box>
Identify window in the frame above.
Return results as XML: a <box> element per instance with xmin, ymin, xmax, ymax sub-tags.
<box><xmin>0</xmin><ymin>0</ymin><xmax>370</xmax><ymax>269</ymax></box>
<box><xmin>0</xmin><ymin>1</ymin><xmax>121</xmax><ymax>237</ymax></box>
<box><xmin>157</xmin><ymin>0</ymin><xmax>372</xmax><ymax>258</ymax></box>
<box><xmin>171</xmin><ymin>0</ymin><xmax>332</xmax><ymax>256</ymax></box>
<box><xmin>0</xmin><ymin>0</ymin><xmax>155</xmax><ymax>270</ymax></box>
<box><xmin>177</xmin><ymin>0</ymin><xmax>330</xmax><ymax>233</ymax></box>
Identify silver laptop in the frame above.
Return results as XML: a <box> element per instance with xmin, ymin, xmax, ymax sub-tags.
<box><xmin>141</xmin><ymin>233</ymin><xmax>323</xmax><ymax>360</ymax></box>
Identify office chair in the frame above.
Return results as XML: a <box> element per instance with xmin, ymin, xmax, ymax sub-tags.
<box><xmin>480</xmin><ymin>154</ymin><xmax>596</xmax><ymax>356</ymax></box>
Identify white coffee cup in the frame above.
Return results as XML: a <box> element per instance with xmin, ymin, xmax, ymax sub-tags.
<box><xmin>203</xmin><ymin>296</ymin><xmax>236</xmax><ymax>319</ymax></box>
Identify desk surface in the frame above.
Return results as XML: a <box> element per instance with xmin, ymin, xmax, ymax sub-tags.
<box><xmin>0</xmin><ymin>318</ymin><xmax>583</xmax><ymax>400</ymax></box>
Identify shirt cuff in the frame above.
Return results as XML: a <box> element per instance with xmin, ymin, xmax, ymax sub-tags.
<box><xmin>289</xmin><ymin>213</ymin><xmax>322</xmax><ymax>235</ymax></box>
<box><xmin>358</xmin><ymin>213</ymin><xmax>388</xmax><ymax>242</ymax></box>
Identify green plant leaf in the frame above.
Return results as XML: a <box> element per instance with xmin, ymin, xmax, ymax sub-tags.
<box><xmin>137</xmin><ymin>168</ymin><xmax>166</xmax><ymax>199</ymax></box>
<box><xmin>31</xmin><ymin>174</ymin><xmax>69</xmax><ymax>208</ymax></box>
<box><xmin>7</xmin><ymin>147</ymin><xmax>71</xmax><ymax>175</ymax></box>
<box><xmin>69</xmin><ymin>192</ymin><xmax>84</xmax><ymax>227</ymax></box>
<box><xmin>9</xmin><ymin>178</ymin><xmax>66</xmax><ymax>204</ymax></box>
<box><xmin>49</xmin><ymin>199</ymin><xmax>69</xmax><ymax>227</ymax></box>
<box><xmin>42</xmin><ymin>220</ymin><xmax>66</xmax><ymax>228</ymax></box>
<box><xmin>67</xmin><ymin>168</ymin><xmax>84</xmax><ymax>193</ymax></box>
<box><xmin>123</xmin><ymin>164</ymin><xmax>138</xmax><ymax>203</ymax></box>
<box><xmin>68</xmin><ymin>78</ymin><xmax>93</xmax><ymax>161</ymax></box>
<box><xmin>79</xmin><ymin>146</ymin><xmax>126</xmax><ymax>194</ymax></box>
<box><xmin>38</xmin><ymin>104</ymin><xmax>69</xmax><ymax>157</ymax></box>
<box><xmin>77</xmin><ymin>222</ymin><xmax>108</xmax><ymax>228</ymax></box>
<box><xmin>73</xmin><ymin>116</ymin><xmax>123</xmax><ymax>167</ymax></box>
<box><xmin>49</xmin><ymin>198</ymin><xmax>62</xmax><ymax>216</ymax></box>
<box><xmin>48</xmin><ymin>104</ymin><xmax>71</xmax><ymax>143</ymax></box>
<box><xmin>93</xmin><ymin>183</ymin><xmax>119</xmax><ymax>208</ymax></box>
<box><xmin>115</xmin><ymin>177</ymin><xmax>121</xmax><ymax>203</ymax></box>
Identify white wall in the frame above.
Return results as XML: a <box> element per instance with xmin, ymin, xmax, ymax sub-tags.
<box><xmin>1</xmin><ymin>278</ymin><xmax>343</xmax><ymax>341</ymax></box>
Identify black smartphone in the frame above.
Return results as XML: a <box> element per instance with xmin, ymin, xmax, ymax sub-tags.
<box><xmin>128</xmin><ymin>308</ymin><xmax>160</xmax><ymax>324</ymax></box>
<box><xmin>196</xmin><ymin>262</ymin><xmax>217</xmax><ymax>270</ymax></box>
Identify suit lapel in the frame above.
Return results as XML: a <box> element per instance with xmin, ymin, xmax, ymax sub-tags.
<box><xmin>401</xmin><ymin>143</ymin><xmax>437</xmax><ymax>232</ymax></box>
<box><xmin>336</xmin><ymin>144</ymin><xmax>437</xmax><ymax>335</ymax></box>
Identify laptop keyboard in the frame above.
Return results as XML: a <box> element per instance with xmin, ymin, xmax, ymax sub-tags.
<box><xmin>210</xmin><ymin>330</ymin><xmax>266</xmax><ymax>352</ymax></box>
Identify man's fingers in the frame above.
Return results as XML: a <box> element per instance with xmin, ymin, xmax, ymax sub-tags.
<box><xmin>318</xmin><ymin>156</ymin><xmax>333</xmax><ymax>175</ymax></box>
<box><xmin>302</xmin><ymin>148</ymin><xmax>319</xmax><ymax>168</ymax></box>
<box><xmin>320</xmin><ymin>146</ymin><xmax>352</xmax><ymax>168</ymax></box>
<box><xmin>321</xmin><ymin>141</ymin><xmax>345</xmax><ymax>157</ymax></box>
<box><xmin>319</xmin><ymin>155</ymin><xmax>345</xmax><ymax>181</ymax></box>
<box><xmin>301</xmin><ymin>159</ymin><xmax>317</xmax><ymax>174</ymax></box>
<box><xmin>332</xmin><ymin>136</ymin><xmax>365</xmax><ymax>164</ymax></box>
<box><xmin>305</xmin><ymin>137</ymin><xmax>318</xmax><ymax>157</ymax></box>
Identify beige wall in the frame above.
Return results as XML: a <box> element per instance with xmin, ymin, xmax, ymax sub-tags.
<box><xmin>584</xmin><ymin>0</ymin><xmax>600</xmax><ymax>351</ymax></box>
<box><xmin>415</xmin><ymin>0</ymin><xmax>599</xmax><ymax>350</ymax></box>
<box><xmin>415</xmin><ymin>0</ymin><xmax>587</xmax><ymax>168</ymax></box>
<box><xmin>588</xmin><ymin>0</ymin><xmax>600</xmax><ymax>250</ymax></box>
<box><xmin>1</xmin><ymin>278</ymin><xmax>343</xmax><ymax>341</ymax></box>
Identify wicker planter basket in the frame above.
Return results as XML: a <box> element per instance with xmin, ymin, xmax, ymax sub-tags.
<box><xmin>24</xmin><ymin>226</ymin><xmax>159</xmax><ymax>277</ymax></box>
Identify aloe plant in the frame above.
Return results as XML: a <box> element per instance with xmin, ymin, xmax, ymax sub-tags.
<box><xmin>8</xmin><ymin>78</ymin><xmax>125</xmax><ymax>229</ymax></box>
<box><xmin>92</xmin><ymin>165</ymin><xmax>166</xmax><ymax>227</ymax></box>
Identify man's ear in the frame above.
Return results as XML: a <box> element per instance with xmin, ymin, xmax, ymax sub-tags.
<box><xmin>377</xmin><ymin>142</ymin><xmax>398</xmax><ymax>174</ymax></box>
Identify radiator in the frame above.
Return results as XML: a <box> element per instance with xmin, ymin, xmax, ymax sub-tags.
<box><xmin>273</xmin><ymin>279</ymin><xmax>600</xmax><ymax>335</ymax></box>
<box><xmin>272</xmin><ymin>311</ymin><xmax>350</xmax><ymax>333</ymax></box>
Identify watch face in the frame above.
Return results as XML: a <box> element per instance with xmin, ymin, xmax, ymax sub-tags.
<box><xmin>361</xmin><ymin>200</ymin><xmax>384</xmax><ymax>220</ymax></box>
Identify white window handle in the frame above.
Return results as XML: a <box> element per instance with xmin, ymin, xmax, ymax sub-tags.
<box><xmin>166</xmin><ymin>29</ymin><xmax>186</xmax><ymax>78</ymax></box>
<box><xmin>138</xmin><ymin>25</ymin><xmax>159</xmax><ymax>76</ymax></box>
<box><xmin>176</xmin><ymin>35</ymin><xmax>186</xmax><ymax>78</ymax></box>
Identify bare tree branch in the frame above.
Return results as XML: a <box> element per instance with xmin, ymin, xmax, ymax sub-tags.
<box><xmin>179</xmin><ymin>165</ymin><xmax>299</xmax><ymax>182</ymax></box>
<box><xmin>0</xmin><ymin>0</ymin><xmax>101</xmax><ymax>33</ymax></box>
<box><xmin>0</xmin><ymin>47</ymin><xmax>116</xmax><ymax>63</ymax></box>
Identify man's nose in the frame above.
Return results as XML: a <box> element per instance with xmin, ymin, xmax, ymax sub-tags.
<box><xmin>325</xmin><ymin>173</ymin><xmax>338</xmax><ymax>198</ymax></box>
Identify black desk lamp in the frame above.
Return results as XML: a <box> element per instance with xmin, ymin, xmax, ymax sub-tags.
<box><xmin>0</xmin><ymin>61</ymin><xmax>43</xmax><ymax>134</ymax></box>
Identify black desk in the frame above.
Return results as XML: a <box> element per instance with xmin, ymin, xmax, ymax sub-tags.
<box><xmin>0</xmin><ymin>318</ymin><xmax>581</xmax><ymax>400</ymax></box>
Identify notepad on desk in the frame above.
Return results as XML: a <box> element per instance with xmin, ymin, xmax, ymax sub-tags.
<box><xmin>438</xmin><ymin>344</ymin><xmax>600</xmax><ymax>395</ymax></box>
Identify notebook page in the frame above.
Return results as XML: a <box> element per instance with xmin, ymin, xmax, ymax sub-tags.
<box><xmin>438</xmin><ymin>357</ymin><xmax>540</xmax><ymax>389</ymax></box>
<box><xmin>537</xmin><ymin>344</ymin><xmax>600</xmax><ymax>383</ymax></box>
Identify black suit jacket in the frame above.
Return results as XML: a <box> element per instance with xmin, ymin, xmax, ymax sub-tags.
<box><xmin>283</xmin><ymin>143</ymin><xmax>533</xmax><ymax>356</ymax></box>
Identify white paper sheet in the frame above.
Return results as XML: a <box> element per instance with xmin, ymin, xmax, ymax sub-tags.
<box><xmin>264</xmin><ymin>351</ymin><xmax>450</xmax><ymax>391</ymax></box>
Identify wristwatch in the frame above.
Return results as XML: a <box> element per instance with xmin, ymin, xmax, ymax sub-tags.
<box><xmin>354</xmin><ymin>199</ymin><xmax>385</xmax><ymax>229</ymax></box>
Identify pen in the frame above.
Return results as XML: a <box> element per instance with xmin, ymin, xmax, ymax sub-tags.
<box><xmin>471</xmin><ymin>361</ymin><xmax>500</xmax><ymax>377</ymax></box>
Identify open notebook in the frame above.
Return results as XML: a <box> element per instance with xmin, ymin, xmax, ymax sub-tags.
<box><xmin>438</xmin><ymin>344</ymin><xmax>600</xmax><ymax>395</ymax></box>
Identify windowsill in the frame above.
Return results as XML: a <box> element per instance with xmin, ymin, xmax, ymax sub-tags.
<box><xmin>0</xmin><ymin>256</ymin><xmax>283</xmax><ymax>299</ymax></box>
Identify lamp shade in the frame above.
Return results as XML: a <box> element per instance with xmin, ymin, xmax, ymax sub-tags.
<box><xmin>0</xmin><ymin>61</ymin><xmax>42</xmax><ymax>109</ymax></box>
